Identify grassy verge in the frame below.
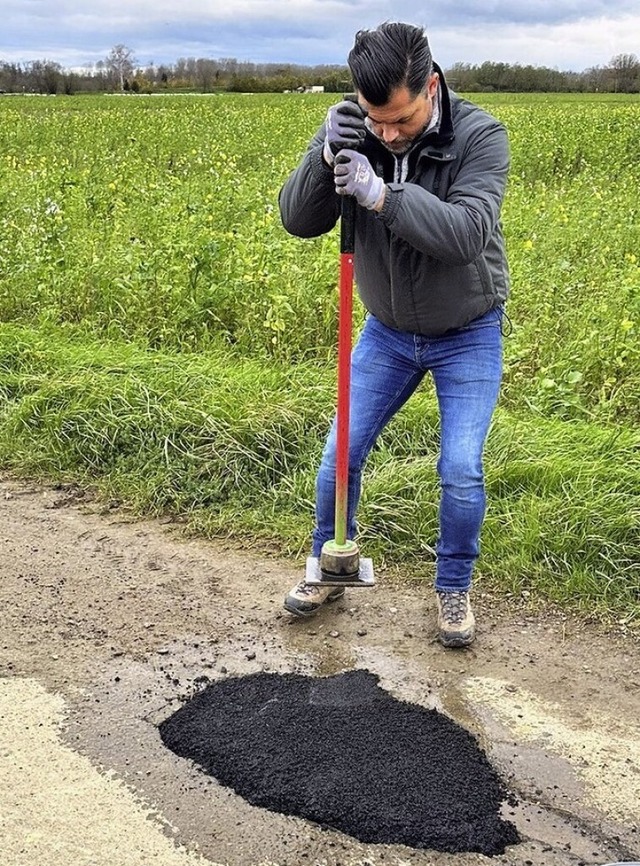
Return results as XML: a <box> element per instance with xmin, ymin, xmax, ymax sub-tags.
<box><xmin>1</xmin><ymin>323</ymin><xmax>638</xmax><ymax>622</ymax></box>
<box><xmin>1</xmin><ymin>95</ymin><xmax>638</xmax><ymax>628</ymax></box>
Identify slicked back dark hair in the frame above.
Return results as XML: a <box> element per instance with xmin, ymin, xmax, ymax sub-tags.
<box><xmin>348</xmin><ymin>22</ymin><xmax>433</xmax><ymax>106</ymax></box>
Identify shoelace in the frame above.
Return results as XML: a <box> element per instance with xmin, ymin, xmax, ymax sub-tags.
<box><xmin>438</xmin><ymin>591</ymin><xmax>468</xmax><ymax>624</ymax></box>
<box><xmin>295</xmin><ymin>581</ymin><xmax>322</xmax><ymax>597</ymax></box>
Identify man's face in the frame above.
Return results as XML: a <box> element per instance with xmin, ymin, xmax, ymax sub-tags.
<box><xmin>359</xmin><ymin>74</ymin><xmax>439</xmax><ymax>154</ymax></box>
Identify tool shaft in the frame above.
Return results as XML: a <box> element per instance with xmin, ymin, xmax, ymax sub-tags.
<box><xmin>334</xmin><ymin>196</ymin><xmax>356</xmax><ymax>546</ymax></box>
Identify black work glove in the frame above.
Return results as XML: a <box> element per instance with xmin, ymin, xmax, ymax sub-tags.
<box><xmin>322</xmin><ymin>100</ymin><xmax>366</xmax><ymax>166</ymax></box>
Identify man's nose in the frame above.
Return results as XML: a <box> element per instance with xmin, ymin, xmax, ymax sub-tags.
<box><xmin>381</xmin><ymin>124</ymin><xmax>400</xmax><ymax>142</ymax></box>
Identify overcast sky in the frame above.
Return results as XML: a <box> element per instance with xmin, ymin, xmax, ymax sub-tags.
<box><xmin>1</xmin><ymin>0</ymin><xmax>639</xmax><ymax>72</ymax></box>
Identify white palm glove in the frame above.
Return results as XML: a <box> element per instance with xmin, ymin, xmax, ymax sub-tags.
<box><xmin>322</xmin><ymin>100</ymin><xmax>367</xmax><ymax>166</ymax></box>
<box><xmin>334</xmin><ymin>150</ymin><xmax>384</xmax><ymax>210</ymax></box>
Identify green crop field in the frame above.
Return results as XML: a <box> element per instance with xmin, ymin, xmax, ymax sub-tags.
<box><xmin>0</xmin><ymin>92</ymin><xmax>638</xmax><ymax>619</ymax></box>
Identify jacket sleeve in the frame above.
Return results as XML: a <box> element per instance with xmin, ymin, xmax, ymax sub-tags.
<box><xmin>278</xmin><ymin>126</ymin><xmax>342</xmax><ymax>238</ymax></box>
<box><xmin>378</xmin><ymin>120</ymin><xmax>509</xmax><ymax>266</ymax></box>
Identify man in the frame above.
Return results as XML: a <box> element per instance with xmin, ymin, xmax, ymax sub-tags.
<box><xmin>278</xmin><ymin>22</ymin><xmax>510</xmax><ymax>647</ymax></box>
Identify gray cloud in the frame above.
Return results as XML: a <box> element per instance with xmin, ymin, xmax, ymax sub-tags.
<box><xmin>0</xmin><ymin>0</ymin><xmax>638</xmax><ymax>69</ymax></box>
<box><xmin>424</xmin><ymin>0</ymin><xmax>638</xmax><ymax>26</ymax></box>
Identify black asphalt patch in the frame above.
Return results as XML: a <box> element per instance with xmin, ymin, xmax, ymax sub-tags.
<box><xmin>159</xmin><ymin>669</ymin><xmax>520</xmax><ymax>856</ymax></box>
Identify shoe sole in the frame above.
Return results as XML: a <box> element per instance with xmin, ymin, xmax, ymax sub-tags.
<box><xmin>439</xmin><ymin>631</ymin><xmax>475</xmax><ymax>648</ymax></box>
<box><xmin>283</xmin><ymin>591</ymin><xmax>345</xmax><ymax>618</ymax></box>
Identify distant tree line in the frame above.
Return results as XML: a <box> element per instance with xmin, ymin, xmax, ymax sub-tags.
<box><xmin>1</xmin><ymin>44</ymin><xmax>639</xmax><ymax>95</ymax></box>
<box><xmin>447</xmin><ymin>56</ymin><xmax>640</xmax><ymax>93</ymax></box>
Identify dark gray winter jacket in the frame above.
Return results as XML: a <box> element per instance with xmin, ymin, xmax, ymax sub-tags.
<box><xmin>278</xmin><ymin>69</ymin><xmax>510</xmax><ymax>336</ymax></box>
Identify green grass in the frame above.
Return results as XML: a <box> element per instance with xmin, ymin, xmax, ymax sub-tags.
<box><xmin>0</xmin><ymin>93</ymin><xmax>639</xmax><ymax>621</ymax></box>
<box><xmin>1</xmin><ymin>324</ymin><xmax>638</xmax><ymax>620</ymax></box>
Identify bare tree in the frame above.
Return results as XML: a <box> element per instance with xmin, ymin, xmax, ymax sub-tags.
<box><xmin>106</xmin><ymin>44</ymin><xmax>136</xmax><ymax>91</ymax></box>
<box><xmin>608</xmin><ymin>53</ymin><xmax>640</xmax><ymax>93</ymax></box>
<box><xmin>195</xmin><ymin>58</ymin><xmax>218</xmax><ymax>92</ymax></box>
<box><xmin>28</xmin><ymin>59</ymin><xmax>63</xmax><ymax>94</ymax></box>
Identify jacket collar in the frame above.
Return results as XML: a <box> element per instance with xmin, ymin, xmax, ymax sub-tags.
<box><xmin>426</xmin><ymin>62</ymin><xmax>455</xmax><ymax>148</ymax></box>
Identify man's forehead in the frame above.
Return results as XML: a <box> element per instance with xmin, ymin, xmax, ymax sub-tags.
<box><xmin>357</xmin><ymin>75</ymin><xmax>438</xmax><ymax>121</ymax></box>
<box><xmin>358</xmin><ymin>86</ymin><xmax>422</xmax><ymax>121</ymax></box>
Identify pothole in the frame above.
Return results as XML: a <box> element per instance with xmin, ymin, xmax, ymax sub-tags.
<box><xmin>159</xmin><ymin>668</ymin><xmax>520</xmax><ymax>856</ymax></box>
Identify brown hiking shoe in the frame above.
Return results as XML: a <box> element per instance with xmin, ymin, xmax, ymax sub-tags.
<box><xmin>284</xmin><ymin>581</ymin><xmax>345</xmax><ymax>617</ymax></box>
<box><xmin>436</xmin><ymin>591</ymin><xmax>475</xmax><ymax>648</ymax></box>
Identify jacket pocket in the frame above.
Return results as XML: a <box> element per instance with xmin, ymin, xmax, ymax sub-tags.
<box><xmin>474</xmin><ymin>255</ymin><xmax>493</xmax><ymax>300</ymax></box>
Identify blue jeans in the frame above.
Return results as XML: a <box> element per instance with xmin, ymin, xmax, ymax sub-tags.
<box><xmin>312</xmin><ymin>308</ymin><xmax>503</xmax><ymax>591</ymax></box>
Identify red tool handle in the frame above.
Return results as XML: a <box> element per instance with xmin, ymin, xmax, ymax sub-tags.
<box><xmin>334</xmin><ymin>196</ymin><xmax>356</xmax><ymax>546</ymax></box>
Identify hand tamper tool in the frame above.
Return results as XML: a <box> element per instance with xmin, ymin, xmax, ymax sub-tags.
<box><xmin>305</xmin><ymin>194</ymin><xmax>375</xmax><ymax>588</ymax></box>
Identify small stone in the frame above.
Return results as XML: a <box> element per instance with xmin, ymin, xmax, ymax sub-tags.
<box><xmin>357</xmin><ymin>629</ymin><xmax>368</xmax><ymax>637</ymax></box>
<box><xmin>246</xmin><ymin>652</ymin><xmax>256</xmax><ymax>661</ymax></box>
<box><xmin>329</xmin><ymin>630</ymin><xmax>340</xmax><ymax>638</ymax></box>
